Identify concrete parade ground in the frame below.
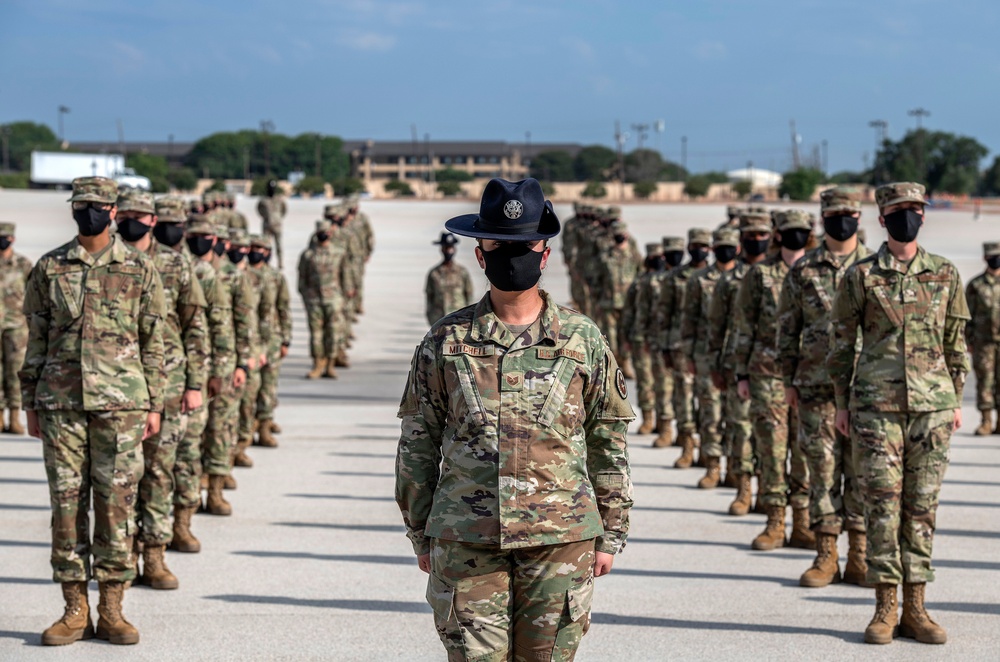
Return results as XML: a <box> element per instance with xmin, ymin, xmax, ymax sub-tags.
<box><xmin>0</xmin><ymin>190</ymin><xmax>998</xmax><ymax>661</ymax></box>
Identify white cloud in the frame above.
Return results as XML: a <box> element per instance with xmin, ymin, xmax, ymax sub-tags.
<box><xmin>694</xmin><ymin>40</ymin><xmax>727</xmax><ymax>61</ymax></box>
<box><xmin>338</xmin><ymin>30</ymin><xmax>396</xmax><ymax>52</ymax></box>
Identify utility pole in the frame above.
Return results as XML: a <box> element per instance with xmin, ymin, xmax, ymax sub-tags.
<box><xmin>260</xmin><ymin>120</ymin><xmax>275</xmax><ymax>176</ymax></box>
<box><xmin>116</xmin><ymin>119</ymin><xmax>126</xmax><ymax>167</ymax></box>
<box><xmin>908</xmin><ymin>107</ymin><xmax>931</xmax><ymax>130</ymax></box>
<box><xmin>1</xmin><ymin>125</ymin><xmax>10</xmax><ymax>172</ymax></box>
<box><xmin>908</xmin><ymin>108</ymin><xmax>930</xmax><ymax>181</ymax></box>
<box><xmin>821</xmin><ymin>139</ymin><xmax>828</xmax><ymax>177</ymax></box>
<box><xmin>58</xmin><ymin>105</ymin><xmax>70</xmax><ymax>144</ymax></box>
<box><xmin>654</xmin><ymin>120</ymin><xmax>665</xmax><ymax>156</ymax></box>
<box><xmin>681</xmin><ymin>135</ymin><xmax>688</xmax><ymax>172</ymax></box>
<box><xmin>789</xmin><ymin>119</ymin><xmax>801</xmax><ymax>170</ymax></box>
<box><xmin>868</xmin><ymin>120</ymin><xmax>888</xmax><ymax>185</ymax></box>
<box><xmin>614</xmin><ymin>121</ymin><xmax>628</xmax><ymax>201</ymax></box>
<box><xmin>525</xmin><ymin>130</ymin><xmax>531</xmax><ymax>176</ymax></box>
<box><xmin>315</xmin><ymin>136</ymin><xmax>322</xmax><ymax>177</ymax></box>
<box><xmin>630</xmin><ymin>123</ymin><xmax>649</xmax><ymax>150</ymax></box>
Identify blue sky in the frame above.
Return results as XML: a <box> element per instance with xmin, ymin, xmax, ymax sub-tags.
<box><xmin>2</xmin><ymin>0</ymin><xmax>998</xmax><ymax>174</ymax></box>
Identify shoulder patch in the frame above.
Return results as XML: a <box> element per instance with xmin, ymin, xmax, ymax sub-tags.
<box><xmin>615</xmin><ymin>368</ymin><xmax>628</xmax><ymax>399</ymax></box>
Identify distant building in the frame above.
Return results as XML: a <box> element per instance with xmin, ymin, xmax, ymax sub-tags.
<box><xmin>727</xmin><ymin>167</ymin><xmax>783</xmax><ymax>189</ymax></box>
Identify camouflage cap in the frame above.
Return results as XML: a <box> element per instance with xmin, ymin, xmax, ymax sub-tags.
<box><xmin>225</xmin><ymin>191</ymin><xmax>236</xmax><ymax>203</ymax></box>
<box><xmin>740</xmin><ymin>211</ymin><xmax>772</xmax><ymax>234</ymax></box>
<box><xmin>611</xmin><ymin>220</ymin><xmax>628</xmax><ymax>233</ymax></box>
<box><xmin>645</xmin><ymin>242</ymin><xmax>664</xmax><ymax>256</ymax></box>
<box><xmin>662</xmin><ymin>236</ymin><xmax>685</xmax><ymax>252</ymax></box>
<box><xmin>0</xmin><ymin>222</ymin><xmax>14</xmax><ymax>236</ymax></box>
<box><xmin>323</xmin><ymin>203</ymin><xmax>344</xmax><ymax>217</ymax></box>
<box><xmin>202</xmin><ymin>190</ymin><xmax>219</xmax><ymax>204</ymax></box>
<box><xmin>713</xmin><ymin>227</ymin><xmax>740</xmax><ymax>247</ymax></box>
<box><xmin>820</xmin><ymin>186</ymin><xmax>862</xmax><ymax>214</ymax></box>
<box><xmin>215</xmin><ymin>226</ymin><xmax>230</xmax><ymax>241</ymax></box>
<box><xmin>155</xmin><ymin>196</ymin><xmax>187</xmax><ymax>222</ymax></box>
<box><xmin>68</xmin><ymin>176</ymin><xmax>118</xmax><ymax>204</ymax></box>
<box><xmin>876</xmin><ymin>181</ymin><xmax>927</xmax><ymax>209</ymax></box>
<box><xmin>605</xmin><ymin>206</ymin><xmax>622</xmax><ymax>220</ymax></box>
<box><xmin>688</xmin><ymin>228</ymin><xmax>712</xmax><ymax>246</ymax></box>
<box><xmin>116</xmin><ymin>189</ymin><xmax>156</xmax><ymax>215</ymax></box>
<box><xmin>777</xmin><ymin>209</ymin><xmax>813</xmax><ymax>231</ymax></box>
<box><xmin>250</xmin><ymin>234</ymin><xmax>272</xmax><ymax>249</ymax></box>
<box><xmin>185</xmin><ymin>215</ymin><xmax>217</xmax><ymax>235</ymax></box>
<box><xmin>228</xmin><ymin>228</ymin><xmax>250</xmax><ymax>247</ymax></box>
<box><xmin>726</xmin><ymin>205</ymin><xmax>741</xmax><ymax>217</ymax></box>
<box><xmin>984</xmin><ymin>242</ymin><xmax>1000</xmax><ymax>257</ymax></box>
<box><xmin>316</xmin><ymin>219</ymin><xmax>332</xmax><ymax>232</ymax></box>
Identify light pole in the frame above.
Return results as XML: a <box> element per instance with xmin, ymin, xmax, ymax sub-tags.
<box><xmin>908</xmin><ymin>108</ymin><xmax>930</xmax><ymax>130</ymax></box>
<box><xmin>58</xmin><ymin>105</ymin><xmax>70</xmax><ymax>144</ymax></box>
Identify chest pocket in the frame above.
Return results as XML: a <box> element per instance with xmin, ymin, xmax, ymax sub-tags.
<box><xmin>157</xmin><ymin>265</ymin><xmax>182</xmax><ymax>309</ymax></box>
<box><xmin>442</xmin><ymin>348</ymin><xmax>495</xmax><ymax>429</ymax></box>
<box><xmin>863</xmin><ymin>276</ymin><xmax>904</xmax><ymax>327</ymax></box>
<box><xmin>802</xmin><ymin>268</ymin><xmax>834</xmax><ymax>312</ymax></box>
<box><xmin>48</xmin><ymin>266</ymin><xmax>85</xmax><ymax>320</ymax></box>
<box><xmin>914</xmin><ymin>273</ymin><xmax>951</xmax><ymax>326</ymax></box>
<box><xmin>535</xmin><ymin>352</ymin><xmax>588</xmax><ymax>438</ymax></box>
<box><xmin>104</xmin><ymin>264</ymin><xmax>144</xmax><ymax>322</ymax></box>
<box><xmin>760</xmin><ymin>274</ymin><xmax>781</xmax><ymax>313</ymax></box>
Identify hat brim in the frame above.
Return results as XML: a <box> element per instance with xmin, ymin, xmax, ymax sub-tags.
<box><xmin>68</xmin><ymin>193</ymin><xmax>116</xmax><ymax>203</ymax></box>
<box><xmin>821</xmin><ymin>205</ymin><xmax>861</xmax><ymax>215</ymax></box>
<box><xmin>880</xmin><ymin>196</ymin><xmax>928</xmax><ymax>209</ymax></box>
<box><xmin>444</xmin><ymin>203</ymin><xmax>560</xmax><ymax>242</ymax></box>
<box><xmin>741</xmin><ymin>224</ymin><xmax>772</xmax><ymax>234</ymax></box>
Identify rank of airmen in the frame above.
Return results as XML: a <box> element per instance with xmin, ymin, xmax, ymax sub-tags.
<box><xmin>8</xmin><ymin>177</ymin><xmax>371</xmax><ymax>646</ymax></box>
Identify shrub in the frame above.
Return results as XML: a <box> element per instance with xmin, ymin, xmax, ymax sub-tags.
<box><xmin>295</xmin><ymin>175</ymin><xmax>326</xmax><ymax>197</ymax></box>
<box><xmin>437</xmin><ymin>180</ymin><xmax>463</xmax><ymax>197</ymax></box>
<box><xmin>633</xmin><ymin>180</ymin><xmax>657</xmax><ymax>199</ymax></box>
<box><xmin>384</xmin><ymin>180</ymin><xmax>415</xmax><ymax>197</ymax></box>
<box><xmin>581</xmin><ymin>181</ymin><xmax>607</xmax><ymax>198</ymax></box>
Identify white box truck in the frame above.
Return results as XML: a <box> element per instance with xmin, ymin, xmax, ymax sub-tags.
<box><xmin>30</xmin><ymin>151</ymin><xmax>127</xmax><ymax>188</ymax></box>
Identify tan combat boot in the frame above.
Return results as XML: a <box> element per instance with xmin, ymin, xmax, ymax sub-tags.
<box><xmin>42</xmin><ymin>582</ymin><xmax>93</xmax><ymax>646</ymax></box>
<box><xmin>722</xmin><ymin>458</ymin><xmax>739</xmax><ymax>488</ymax></box>
<box><xmin>651</xmin><ymin>419</ymin><xmax>674</xmax><ymax>448</ymax></box>
<box><xmin>334</xmin><ymin>350</ymin><xmax>350</xmax><ymax>368</ymax></box>
<box><xmin>257</xmin><ymin>420</ymin><xmax>278</xmax><ymax>448</ymax></box>
<box><xmin>223</xmin><ymin>473</ymin><xmax>237</xmax><ymax>490</ymax></box>
<box><xmin>789</xmin><ymin>507</ymin><xmax>816</xmax><ymax>549</ymax></box>
<box><xmin>799</xmin><ymin>533</ymin><xmax>841</xmax><ymax>587</ymax></box>
<box><xmin>673</xmin><ymin>430</ymin><xmax>696</xmax><ymax>468</ymax></box>
<box><xmin>305</xmin><ymin>357</ymin><xmax>327</xmax><ymax>379</ymax></box>
<box><xmin>729</xmin><ymin>473</ymin><xmax>752</xmax><ymax>516</ymax></box>
<box><xmin>95</xmin><ymin>582</ymin><xmax>139</xmax><ymax>645</ymax></box>
<box><xmin>170</xmin><ymin>505</ymin><xmax>201</xmax><ymax>553</ymax></box>
<box><xmin>751</xmin><ymin>505</ymin><xmax>786</xmax><ymax>550</ymax></box>
<box><xmin>269</xmin><ymin>421</ymin><xmax>282</xmax><ymax>434</ymax></box>
<box><xmin>199</xmin><ymin>473</ymin><xmax>209</xmax><ymax>491</ymax></box>
<box><xmin>7</xmin><ymin>409</ymin><xmax>25</xmax><ymax>435</ymax></box>
<box><xmin>638</xmin><ymin>409</ymin><xmax>656</xmax><ymax>435</ymax></box>
<box><xmin>140</xmin><ymin>544</ymin><xmax>179</xmax><ymax>590</ymax></box>
<box><xmin>697</xmin><ymin>456</ymin><xmax>721</xmax><ymax>489</ymax></box>
<box><xmin>899</xmin><ymin>583</ymin><xmax>947</xmax><ymax>644</ymax></box>
<box><xmin>234</xmin><ymin>438</ymin><xmax>254</xmax><ymax>468</ymax></box>
<box><xmin>864</xmin><ymin>584</ymin><xmax>898</xmax><ymax>645</ymax></box>
<box><xmin>843</xmin><ymin>530</ymin><xmax>871</xmax><ymax>587</ymax></box>
<box><xmin>205</xmin><ymin>475</ymin><xmax>232</xmax><ymax>516</ymax></box>
<box><xmin>323</xmin><ymin>357</ymin><xmax>338</xmax><ymax>379</ymax></box>
<box><xmin>753</xmin><ymin>478</ymin><xmax>766</xmax><ymax>514</ymax></box>
<box><xmin>975</xmin><ymin>410</ymin><xmax>993</xmax><ymax>436</ymax></box>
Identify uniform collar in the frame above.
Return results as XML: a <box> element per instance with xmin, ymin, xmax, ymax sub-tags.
<box><xmin>469</xmin><ymin>290</ymin><xmax>561</xmax><ymax>348</ymax></box>
<box><xmin>66</xmin><ymin>234</ymin><xmax>128</xmax><ymax>267</ymax></box>
<box><xmin>876</xmin><ymin>242</ymin><xmax>932</xmax><ymax>275</ymax></box>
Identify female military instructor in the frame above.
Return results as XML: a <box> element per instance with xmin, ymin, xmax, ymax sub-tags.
<box><xmin>395</xmin><ymin>178</ymin><xmax>634</xmax><ymax>662</ymax></box>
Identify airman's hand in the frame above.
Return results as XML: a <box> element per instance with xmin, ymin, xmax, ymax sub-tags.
<box><xmin>143</xmin><ymin>412</ymin><xmax>161</xmax><ymax>441</ymax></box>
<box><xmin>181</xmin><ymin>389</ymin><xmax>203</xmax><ymax>413</ymax></box>
<box><xmin>737</xmin><ymin>379</ymin><xmax>750</xmax><ymax>401</ymax></box>
<box><xmin>417</xmin><ymin>554</ymin><xmax>431</xmax><ymax>574</ymax></box>
<box><xmin>835</xmin><ymin>409</ymin><xmax>850</xmax><ymax>437</ymax></box>
<box><xmin>594</xmin><ymin>551</ymin><xmax>615</xmax><ymax>577</ymax></box>
<box><xmin>26</xmin><ymin>410</ymin><xmax>41</xmax><ymax>439</ymax></box>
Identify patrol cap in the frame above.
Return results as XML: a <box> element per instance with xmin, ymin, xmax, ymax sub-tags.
<box><xmin>228</xmin><ymin>228</ymin><xmax>250</xmax><ymax>247</ymax></box>
<box><xmin>740</xmin><ymin>211</ymin><xmax>771</xmax><ymax>234</ymax></box>
<box><xmin>316</xmin><ymin>219</ymin><xmax>332</xmax><ymax>233</ymax></box>
<box><xmin>0</xmin><ymin>222</ymin><xmax>14</xmax><ymax>236</ymax></box>
<box><xmin>726</xmin><ymin>205</ymin><xmax>741</xmax><ymax>218</ymax></box>
<box><xmin>225</xmin><ymin>191</ymin><xmax>236</xmax><ymax>204</ymax></box>
<box><xmin>984</xmin><ymin>242</ymin><xmax>1000</xmax><ymax>257</ymax></box>
<box><xmin>433</xmin><ymin>232</ymin><xmax>459</xmax><ymax>247</ymax></box>
<box><xmin>820</xmin><ymin>186</ymin><xmax>862</xmax><ymax>214</ymax></box>
<box><xmin>116</xmin><ymin>189</ymin><xmax>155</xmax><ymax>215</ymax></box>
<box><xmin>611</xmin><ymin>220</ymin><xmax>628</xmax><ymax>233</ymax></box>
<box><xmin>250</xmin><ymin>234</ymin><xmax>272</xmax><ymax>249</ymax></box>
<box><xmin>876</xmin><ymin>182</ymin><xmax>928</xmax><ymax>210</ymax></box>
<box><xmin>645</xmin><ymin>242</ymin><xmax>664</xmax><ymax>256</ymax></box>
<box><xmin>187</xmin><ymin>199</ymin><xmax>203</xmax><ymax>212</ymax></box>
<box><xmin>214</xmin><ymin>226</ymin><xmax>230</xmax><ymax>241</ymax></box>
<box><xmin>713</xmin><ymin>227</ymin><xmax>740</xmax><ymax>248</ymax></box>
<box><xmin>688</xmin><ymin>228</ymin><xmax>712</xmax><ymax>246</ymax></box>
<box><xmin>68</xmin><ymin>176</ymin><xmax>118</xmax><ymax>204</ymax></box>
<box><xmin>662</xmin><ymin>236</ymin><xmax>685</xmax><ymax>252</ymax></box>
<box><xmin>777</xmin><ymin>209</ymin><xmax>813</xmax><ymax>232</ymax></box>
<box><xmin>155</xmin><ymin>196</ymin><xmax>187</xmax><ymax>223</ymax></box>
<box><xmin>323</xmin><ymin>204</ymin><xmax>342</xmax><ymax>217</ymax></box>
<box><xmin>201</xmin><ymin>190</ymin><xmax>215</xmax><ymax>204</ymax></box>
<box><xmin>185</xmin><ymin>216</ymin><xmax>217</xmax><ymax>235</ymax></box>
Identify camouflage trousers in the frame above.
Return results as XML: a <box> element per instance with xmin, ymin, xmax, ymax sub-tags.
<box><xmin>649</xmin><ymin>350</ymin><xmax>675</xmax><ymax>421</ymax></box>
<box><xmin>428</xmin><ymin>538</ymin><xmax>595</xmax><ymax>662</ymax></box>
<box><xmin>307</xmin><ymin>298</ymin><xmax>345</xmax><ymax>359</ymax></box>
<box><xmin>692</xmin><ymin>359</ymin><xmax>723</xmax><ymax>458</ymax></box>
<box><xmin>138</xmin><ymin>396</ymin><xmax>187</xmax><ymax>544</ymax></box>
<box><xmin>598</xmin><ymin>308</ymin><xmax>625</xmax><ymax>363</ymax></box>
<box><xmin>721</xmin><ymin>379</ymin><xmax>753</xmax><ymax>474</ymax></box>
<box><xmin>264</xmin><ymin>226</ymin><xmax>283</xmax><ymax>269</ymax></box>
<box><xmin>749</xmin><ymin>376</ymin><xmax>809</xmax><ymax>509</ymax></box>
<box><xmin>852</xmin><ymin>409</ymin><xmax>951</xmax><ymax>585</ymax></box>
<box><xmin>239</xmin><ymin>367</ymin><xmax>262</xmax><ymax>441</ymax></box>
<box><xmin>39</xmin><ymin>409</ymin><xmax>145</xmax><ymax>583</ymax></box>
<box><xmin>672</xmin><ymin>365</ymin><xmax>695</xmax><ymax>433</ymax></box>
<box><xmin>632</xmin><ymin>346</ymin><xmax>655</xmax><ymax>411</ymax></box>
<box><xmin>175</xmin><ymin>389</ymin><xmax>206</xmax><ymax>509</ymax></box>
<box><xmin>0</xmin><ymin>325</ymin><xmax>27</xmax><ymax>410</ymax></box>
<box><xmin>257</xmin><ymin>361</ymin><xmax>280</xmax><ymax>421</ymax></box>
<box><xmin>971</xmin><ymin>342</ymin><xmax>1000</xmax><ymax>411</ymax></box>
<box><xmin>351</xmin><ymin>262</ymin><xmax>365</xmax><ymax>314</ymax></box>
<box><xmin>797</xmin><ymin>387</ymin><xmax>863</xmax><ymax>535</ymax></box>
<box><xmin>203</xmin><ymin>378</ymin><xmax>245</xmax><ymax>476</ymax></box>
<box><xmin>569</xmin><ymin>268</ymin><xmax>589</xmax><ymax>313</ymax></box>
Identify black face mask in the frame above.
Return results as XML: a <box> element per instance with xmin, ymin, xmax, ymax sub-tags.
<box><xmin>742</xmin><ymin>238</ymin><xmax>769</xmax><ymax>257</ymax></box>
<box><xmin>988</xmin><ymin>256</ymin><xmax>1000</xmax><ymax>270</ymax></box>
<box><xmin>116</xmin><ymin>218</ymin><xmax>152</xmax><ymax>242</ymax></box>
<box><xmin>248</xmin><ymin>251</ymin><xmax>266</xmax><ymax>265</ymax></box>
<box><xmin>664</xmin><ymin>251</ymin><xmax>684</xmax><ymax>268</ymax></box>
<box><xmin>153</xmin><ymin>223</ymin><xmax>185</xmax><ymax>247</ymax></box>
<box><xmin>212</xmin><ymin>241</ymin><xmax>226</xmax><ymax>256</ymax></box>
<box><xmin>689</xmin><ymin>247</ymin><xmax>709</xmax><ymax>264</ymax></box>
<box><xmin>645</xmin><ymin>256</ymin><xmax>665</xmax><ymax>271</ymax></box>
<box><xmin>442</xmin><ymin>249</ymin><xmax>455</xmax><ymax>263</ymax></box>
<box><xmin>780</xmin><ymin>229</ymin><xmax>811</xmax><ymax>251</ymax></box>
<box><xmin>72</xmin><ymin>206</ymin><xmax>113</xmax><ymax>237</ymax></box>
<box><xmin>883</xmin><ymin>208</ymin><xmax>923</xmax><ymax>243</ymax></box>
<box><xmin>187</xmin><ymin>236</ymin><xmax>215</xmax><ymax>257</ymax></box>
<box><xmin>613</xmin><ymin>234</ymin><xmax>627</xmax><ymax>245</ymax></box>
<box><xmin>0</xmin><ymin>237</ymin><xmax>12</xmax><ymax>250</ymax></box>
<box><xmin>227</xmin><ymin>249</ymin><xmax>246</xmax><ymax>264</ymax></box>
<box><xmin>823</xmin><ymin>215</ymin><xmax>859</xmax><ymax>242</ymax></box>
<box><xmin>714</xmin><ymin>246</ymin><xmax>738</xmax><ymax>264</ymax></box>
<box><xmin>481</xmin><ymin>243</ymin><xmax>544</xmax><ymax>292</ymax></box>
<box><xmin>316</xmin><ymin>232</ymin><xmax>330</xmax><ymax>243</ymax></box>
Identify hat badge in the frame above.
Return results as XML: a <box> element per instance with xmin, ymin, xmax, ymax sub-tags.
<box><xmin>503</xmin><ymin>200</ymin><xmax>524</xmax><ymax>220</ymax></box>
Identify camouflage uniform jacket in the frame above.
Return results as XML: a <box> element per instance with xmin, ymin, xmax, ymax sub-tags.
<box><xmin>299</xmin><ymin>241</ymin><xmax>355</xmax><ymax>303</ymax></box>
<box><xmin>257</xmin><ymin>196</ymin><xmax>287</xmax><ymax>232</ymax></box>
<box><xmin>828</xmin><ymin>243</ymin><xmax>970</xmax><ymax>412</ymax></box>
<box><xmin>248</xmin><ymin>265</ymin><xmax>279</xmax><ymax>360</ymax></box>
<box><xmin>0</xmin><ymin>251</ymin><xmax>33</xmax><ymax>330</ymax></box>
<box><xmin>268</xmin><ymin>266</ymin><xmax>293</xmax><ymax>349</ymax></box>
<box><xmin>217</xmin><ymin>262</ymin><xmax>258</xmax><ymax>369</ymax></box>
<box><xmin>778</xmin><ymin>243</ymin><xmax>870</xmax><ymax>390</ymax></box>
<box><xmin>964</xmin><ymin>270</ymin><xmax>1000</xmax><ymax>346</ymax></box>
<box><xmin>560</xmin><ymin>215</ymin><xmax>581</xmax><ymax>267</ymax></box>
<box><xmin>355</xmin><ymin>212</ymin><xmax>375</xmax><ymax>257</ymax></box>
<box><xmin>706</xmin><ymin>261</ymin><xmax>750</xmax><ymax>377</ymax></box>
<box><xmin>656</xmin><ymin>263</ymin><xmax>700</xmax><ymax>352</ymax></box>
<box><xmin>626</xmin><ymin>270</ymin><xmax>658</xmax><ymax>347</ymax></box>
<box><xmin>680</xmin><ymin>264</ymin><xmax>729</xmax><ymax>365</ymax></box>
<box><xmin>143</xmin><ymin>242</ymin><xmax>209</xmax><ymax>393</ymax></box>
<box><xmin>396</xmin><ymin>291</ymin><xmax>635</xmax><ymax>556</ymax></box>
<box><xmin>733</xmin><ymin>254</ymin><xmax>791</xmax><ymax>379</ymax></box>
<box><xmin>643</xmin><ymin>270</ymin><xmax>670</xmax><ymax>351</ymax></box>
<box><xmin>20</xmin><ymin>235</ymin><xmax>166</xmax><ymax>411</ymax></box>
<box><xmin>192</xmin><ymin>260</ymin><xmax>236</xmax><ymax>380</ymax></box>
<box><xmin>425</xmin><ymin>261</ymin><xmax>475</xmax><ymax>326</ymax></box>
<box><xmin>596</xmin><ymin>243</ymin><xmax>642</xmax><ymax>310</ymax></box>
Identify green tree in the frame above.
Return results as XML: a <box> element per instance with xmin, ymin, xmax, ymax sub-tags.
<box><xmin>384</xmin><ymin>180</ymin><xmax>415</xmax><ymax>197</ymax></box>
<box><xmin>779</xmin><ymin>168</ymin><xmax>825</xmax><ymax>201</ymax></box>
<box><xmin>573</xmin><ymin>145</ymin><xmax>617</xmax><ymax>182</ymax></box>
<box><xmin>0</xmin><ymin>121</ymin><xmax>60</xmax><ymax>172</ymax></box>
<box><xmin>624</xmin><ymin>149</ymin><xmax>687</xmax><ymax>182</ymax></box>
<box><xmin>979</xmin><ymin>156</ymin><xmax>1000</xmax><ymax>196</ymax></box>
<box><xmin>167</xmin><ymin>168</ymin><xmax>198</xmax><ymax>191</ymax></box>
<box><xmin>295</xmin><ymin>176</ymin><xmax>326</xmax><ymax>197</ymax></box>
<box><xmin>435</xmin><ymin>168</ymin><xmax>473</xmax><ymax>182</ymax></box>
<box><xmin>700</xmin><ymin>171</ymin><xmax>730</xmax><ymax>184</ymax></box>
<box><xmin>185</xmin><ymin>130</ymin><xmax>349</xmax><ymax>181</ymax></box>
<box><xmin>332</xmin><ymin>177</ymin><xmax>366</xmax><ymax>196</ymax></box>
<box><xmin>539</xmin><ymin>181</ymin><xmax>556</xmax><ymax>197</ymax></box>
<box><xmin>683</xmin><ymin>175</ymin><xmax>711</xmax><ymax>198</ymax></box>
<box><xmin>873</xmin><ymin>129</ymin><xmax>988</xmax><ymax>195</ymax></box>
<box><xmin>633</xmin><ymin>180</ymin><xmax>657</xmax><ymax>199</ymax></box>
<box><xmin>581</xmin><ymin>181</ymin><xmax>607</xmax><ymax>198</ymax></box>
<box><xmin>437</xmin><ymin>180</ymin><xmax>463</xmax><ymax>197</ymax></box>
<box><xmin>0</xmin><ymin>172</ymin><xmax>30</xmax><ymax>189</ymax></box>
<box><xmin>250</xmin><ymin>177</ymin><xmax>271</xmax><ymax>196</ymax></box>
<box><xmin>530</xmin><ymin>150</ymin><xmax>574</xmax><ymax>181</ymax></box>
<box><xmin>732</xmin><ymin>180</ymin><xmax>753</xmax><ymax>198</ymax></box>
<box><xmin>127</xmin><ymin>152</ymin><xmax>169</xmax><ymax>181</ymax></box>
<box><xmin>209</xmin><ymin>179</ymin><xmax>227</xmax><ymax>192</ymax></box>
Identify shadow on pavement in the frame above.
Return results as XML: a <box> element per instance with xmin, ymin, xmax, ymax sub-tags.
<box><xmin>633</xmin><ymin>505</ymin><xmax>731</xmax><ymax>515</ymax></box>
<box><xmin>949</xmin><ymin>462</ymin><xmax>1000</xmax><ymax>468</ymax></box>
<box><xmin>940</xmin><ymin>500</ymin><xmax>998</xmax><ymax>509</ymax></box>
<box><xmin>205</xmin><ymin>595</ymin><xmax>430</xmax><ymax>613</ymax></box>
<box><xmin>627</xmin><ymin>537</ymin><xmax>746</xmax><ymax>550</ymax></box>
<box><xmin>233</xmin><ymin>551</ymin><xmax>411</xmax><ymax>565</ymax></box>
<box><xmin>322</xmin><ymin>470</ymin><xmax>394</xmax><ymax>478</ymax></box>
<box><xmin>590</xmin><ymin>613</ymin><xmax>856</xmax><ymax>641</ymax></box>
<box><xmin>328</xmin><ymin>451</ymin><xmax>394</xmax><ymax>459</ymax></box>
<box><xmin>275</xmin><ymin>521</ymin><xmax>402</xmax><ymax>533</ymax></box>
<box><xmin>286</xmin><ymin>493</ymin><xmax>395</xmax><ymax>502</ymax></box>
<box><xmin>0</xmin><ymin>540</ymin><xmax>49</xmax><ymax>548</ymax></box>
<box><xmin>334</xmin><ymin>434</ymin><xmax>397</xmax><ymax>442</ymax></box>
<box><xmin>0</xmin><ymin>577</ymin><xmax>50</xmax><ymax>585</ymax></box>
<box><xmin>0</xmin><ymin>631</ymin><xmax>36</xmax><ymax>645</ymax></box>
<box><xmin>938</xmin><ymin>528</ymin><xmax>1000</xmax><ymax>539</ymax></box>
<box><xmin>0</xmin><ymin>478</ymin><xmax>46</xmax><ymax>484</ymax></box>
<box><xmin>613</xmin><ymin>568</ymin><xmax>799</xmax><ymax>587</ymax></box>
<box><xmin>0</xmin><ymin>504</ymin><xmax>48</xmax><ymax>511</ymax></box>
<box><xmin>943</xmin><ymin>479</ymin><xmax>1000</xmax><ymax>487</ymax></box>
<box><xmin>0</xmin><ymin>456</ymin><xmax>43</xmax><ymax>463</ymax></box>
<box><xmin>934</xmin><ymin>559</ymin><xmax>1000</xmax><ymax>571</ymax></box>
<box><xmin>802</xmin><ymin>595</ymin><xmax>1000</xmax><ymax>615</ymax></box>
